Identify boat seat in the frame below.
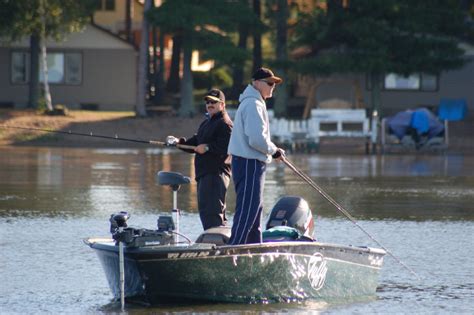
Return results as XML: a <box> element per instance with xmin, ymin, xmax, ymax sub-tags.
<box><xmin>195</xmin><ymin>226</ymin><xmax>231</xmax><ymax>246</ymax></box>
<box><xmin>156</xmin><ymin>171</ymin><xmax>191</xmax><ymax>188</ymax></box>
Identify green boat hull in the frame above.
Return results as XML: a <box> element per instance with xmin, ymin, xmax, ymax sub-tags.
<box><xmin>86</xmin><ymin>239</ymin><xmax>385</xmax><ymax>303</ymax></box>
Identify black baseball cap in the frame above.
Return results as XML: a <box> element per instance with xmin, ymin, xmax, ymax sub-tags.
<box><xmin>252</xmin><ymin>67</ymin><xmax>283</xmax><ymax>84</ymax></box>
<box><xmin>204</xmin><ymin>89</ymin><xmax>225</xmax><ymax>102</ymax></box>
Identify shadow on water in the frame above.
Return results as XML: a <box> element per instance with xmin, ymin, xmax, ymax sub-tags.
<box><xmin>97</xmin><ymin>296</ymin><xmax>378</xmax><ymax>314</ymax></box>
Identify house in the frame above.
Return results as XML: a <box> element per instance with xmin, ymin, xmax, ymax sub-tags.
<box><xmin>93</xmin><ymin>0</ymin><xmax>162</xmax><ymax>47</ymax></box>
<box><xmin>93</xmin><ymin>0</ymin><xmax>147</xmax><ymax>39</ymax></box>
<box><xmin>294</xmin><ymin>45</ymin><xmax>474</xmax><ymax>120</ymax></box>
<box><xmin>0</xmin><ymin>23</ymin><xmax>137</xmax><ymax>111</ymax></box>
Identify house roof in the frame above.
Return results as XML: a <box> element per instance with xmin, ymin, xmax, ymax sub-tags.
<box><xmin>1</xmin><ymin>23</ymin><xmax>137</xmax><ymax>50</ymax></box>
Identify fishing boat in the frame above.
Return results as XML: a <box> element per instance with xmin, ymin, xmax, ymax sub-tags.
<box><xmin>84</xmin><ymin>170</ymin><xmax>386</xmax><ymax>304</ymax></box>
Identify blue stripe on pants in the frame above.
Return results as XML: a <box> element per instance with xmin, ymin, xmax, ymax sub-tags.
<box><xmin>228</xmin><ymin>156</ymin><xmax>266</xmax><ymax>245</ymax></box>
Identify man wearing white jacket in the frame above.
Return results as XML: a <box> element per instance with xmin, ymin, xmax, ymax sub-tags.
<box><xmin>227</xmin><ymin>67</ymin><xmax>285</xmax><ymax>245</ymax></box>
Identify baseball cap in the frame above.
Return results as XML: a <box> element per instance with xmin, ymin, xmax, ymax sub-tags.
<box><xmin>252</xmin><ymin>67</ymin><xmax>283</xmax><ymax>84</ymax></box>
<box><xmin>204</xmin><ymin>89</ymin><xmax>225</xmax><ymax>102</ymax></box>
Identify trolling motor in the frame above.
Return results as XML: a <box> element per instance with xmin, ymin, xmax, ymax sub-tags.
<box><xmin>110</xmin><ymin>211</ymin><xmax>133</xmax><ymax>243</ymax></box>
<box><xmin>109</xmin><ymin>211</ymin><xmax>175</xmax><ymax>247</ymax></box>
<box><xmin>109</xmin><ymin>211</ymin><xmax>130</xmax><ymax>311</ymax></box>
<box><xmin>107</xmin><ymin>171</ymin><xmax>191</xmax><ymax>248</ymax></box>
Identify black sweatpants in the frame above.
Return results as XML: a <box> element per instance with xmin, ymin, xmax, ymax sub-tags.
<box><xmin>197</xmin><ymin>173</ymin><xmax>230</xmax><ymax>230</ymax></box>
<box><xmin>228</xmin><ymin>156</ymin><xmax>266</xmax><ymax>245</ymax></box>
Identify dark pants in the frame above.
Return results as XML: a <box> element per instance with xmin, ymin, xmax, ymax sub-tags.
<box><xmin>228</xmin><ymin>156</ymin><xmax>266</xmax><ymax>245</ymax></box>
<box><xmin>197</xmin><ymin>173</ymin><xmax>230</xmax><ymax>230</ymax></box>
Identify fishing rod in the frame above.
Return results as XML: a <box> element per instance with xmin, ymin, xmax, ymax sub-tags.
<box><xmin>0</xmin><ymin>125</ymin><xmax>196</xmax><ymax>150</ymax></box>
<box><xmin>281</xmin><ymin>156</ymin><xmax>420</xmax><ymax>279</ymax></box>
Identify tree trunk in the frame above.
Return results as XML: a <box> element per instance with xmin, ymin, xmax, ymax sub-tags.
<box><xmin>369</xmin><ymin>72</ymin><xmax>382</xmax><ymax>153</ymax></box>
<box><xmin>252</xmin><ymin>0</ymin><xmax>262</xmax><ymax>73</ymax></box>
<box><xmin>179</xmin><ymin>31</ymin><xmax>194</xmax><ymax>117</ymax></box>
<box><xmin>136</xmin><ymin>0</ymin><xmax>151</xmax><ymax>117</ymax></box>
<box><xmin>232</xmin><ymin>25</ymin><xmax>248</xmax><ymax>96</ymax></box>
<box><xmin>28</xmin><ymin>34</ymin><xmax>40</xmax><ymax>109</ymax></box>
<box><xmin>125</xmin><ymin>0</ymin><xmax>132</xmax><ymax>42</ymax></box>
<box><xmin>155</xmin><ymin>28</ymin><xmax>166</xmax><ymax>103</ymax></box>
<box><xmin>166</xmin><ymin>34</ymin><xmax>182</xmax><ymax>93</ymax></box>
<box><xmin>370</xmin><ymin>72</ymin><xmax>382</xmax><ymax>116</ymax></box>
<box><xmin>273</xmin><ymin>0</ymin><xmax>288</xmax><ymax>118</ymax></box>
<box><xmin>40</xmin><ymin>35</ymin><xmax>53</xmax><ymax>111</ymax></box>
<box><xmin>39</xmin><ymin>0</ymin><xmax>52</xmax><ymax>112</ymax></box>
<box><xmin>150</xmin><ymin>25</ymin><xmax>158</xmax><ymax>101</ymax></box>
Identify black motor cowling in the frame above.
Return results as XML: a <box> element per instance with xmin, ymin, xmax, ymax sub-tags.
<box><xmin>265</xmin><ymin>196</ymin><xmax>314</xmax><ymax>238</ymax></box>
<box><xmin>109</xmin><ymin>212</ymin><xmax>174</xmax><ymax>247</ymax></box>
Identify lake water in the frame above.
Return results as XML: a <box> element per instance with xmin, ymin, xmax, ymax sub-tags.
<box><xmin>0</xmin><ymin>147</ymin><xmax>473</xmax><ymax>314</ymax></box>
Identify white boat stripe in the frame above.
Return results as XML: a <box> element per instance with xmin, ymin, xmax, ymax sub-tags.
<box><xmin>231</xmin><ymin>158</ymin><xmax>248</xmax><ymax>243</ymax></box>
<box><xmin>146</xmin><ymin>252</ymin><xmax>382</xmax><ymax>269</ymax></box>
<box><xmin>241</xmin><ymin>159</ymin><xmax>257</xmax><ymax>244</ymax></box>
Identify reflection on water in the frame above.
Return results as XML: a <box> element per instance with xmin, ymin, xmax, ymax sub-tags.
<box><xmin>0</xmin><ymin>147</ymin><xmax>473</xmax><ymax>314</ymax></box>
<box><xmin>0</xmin><ymin>147</ymin><xmax>472</xmax><ymax>221</ymax></box>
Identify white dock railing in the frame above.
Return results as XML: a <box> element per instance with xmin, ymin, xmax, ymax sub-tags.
<box><xmin>228</xmin><ymin>108</ymin><xmax>376</xmax><ymax>152</ymax></box>
<box><xmin>269</xmin><ymin>109</ymin><xmax>376</xmax><ymax>152</ymax></box>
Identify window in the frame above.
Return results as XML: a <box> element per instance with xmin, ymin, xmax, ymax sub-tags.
<box><xmin>11</xmin><ymin>51</ymin><xmax>82</xmax><ymax>85</ymax></box>
<box><xmin>39</xmin><ymin>53</ymin><xmax>64</xmax><ymax>83</ymax></box>
<box><xmin>65</xmin><ymin>53</ymin><xmax>82</xmax><ymax>85</ymax></box>
<box><xmin>384</xmin><ymin>73</ymin><xmax>420</xmax><ymax>90</ymax></box>
<box><xmin>104</xmin><ymin>0</ymin><xmax>115</xmax><ymax>11</ymax></box>
<box><xmin>420</xmin><ymin>73</ymin><xmax>438</xmax><ymax>91</ymax></box>
<box><xmin>11</xmin><ymin>52</ymin><xmax>29</xmax><ymax>84</ymax></box>
<box><xmin>383</xmin><ymin>73</ymin><xmax>439</xmax><ymax>91</ymax></box>
<box><xmin>95</xmin><ymin>0</ymin><xmax>115</xmax><ymax>11</ymax></box>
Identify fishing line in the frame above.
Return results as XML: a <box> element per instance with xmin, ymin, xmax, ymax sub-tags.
<box><xmin>281</xmin><ymin>156</ymin><xmax>420</xmax><ymax>279</ymax></box>
<box><xmin>0</xmin><ymin>125</ymin><xmax>196</xmax><ymax>150</ymax></box>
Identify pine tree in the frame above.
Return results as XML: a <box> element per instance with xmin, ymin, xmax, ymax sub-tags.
<box><xmin>293</xmin><ymin>0</ymin><xmax>469</xmax><ymax>115</ymax></box>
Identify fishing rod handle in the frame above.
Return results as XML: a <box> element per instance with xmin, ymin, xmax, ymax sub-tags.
<box><xmin>176</xmin><ymin>144</ymin><xmax>196</xmax><ymax>150</ymax></box>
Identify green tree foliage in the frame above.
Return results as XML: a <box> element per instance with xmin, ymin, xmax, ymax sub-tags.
<box><xmin>0</xmin><ymin>0</ymin><xmax>94</xmax><ymax>40</ymax></box>
<box><xmin>294</xmin><ymin>0</ymin><xmax>468</xmax><ymax>74</ymax></box>
<box><xmin>147</xmin><ymin>0</ymin><xmax>258</xmax><ymax>117</ymax></box>
<box><xmin>293</xmin><ymin>0</ymin><xmax>470</xmax><ymax>113</ymax></box>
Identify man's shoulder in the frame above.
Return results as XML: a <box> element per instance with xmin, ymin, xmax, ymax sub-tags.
<box><xmin>220</xmin><ymin>113</ymin><xmax>233</xmax><ymax>128</ymax></box>
<box><xmin>239</xmin><ymin>98</ymin><xmax>264</xmax><ymax>112</ymax></box>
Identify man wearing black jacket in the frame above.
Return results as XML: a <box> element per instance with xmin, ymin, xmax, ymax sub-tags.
<box><xmin>167</xmin><ymin>89</ymin><xmax>233</xmax><ymax>230</ymax></box>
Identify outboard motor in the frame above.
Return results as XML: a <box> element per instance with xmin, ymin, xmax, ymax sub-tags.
<box><xmin>265</xmin><ymin>196</ymin><xmax>315</xmax><ymax>240</ymax></box>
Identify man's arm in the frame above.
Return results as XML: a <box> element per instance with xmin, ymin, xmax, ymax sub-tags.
<box><xmin>243</xmin><ymin>103</ymin><xmax>277</xmax><ymax>155</ymax></box>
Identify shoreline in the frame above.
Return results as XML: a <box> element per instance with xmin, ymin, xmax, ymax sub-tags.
<box><xmin>1</xmin><ymin>109</ymin><xmax>472</xmax><ymax>154</ymax></box>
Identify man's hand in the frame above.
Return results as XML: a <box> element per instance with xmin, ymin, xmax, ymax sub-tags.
<box><xmin>195</xmin><ymin>144</ymin><xmax>209</xmax><ymax>154</ymax></box>
<box><xmin>272</xmin><ymin>147</ymin><xmax>285</xmax><ymax>161</ymax></box>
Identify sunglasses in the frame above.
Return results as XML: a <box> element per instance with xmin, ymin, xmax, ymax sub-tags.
<box><xmin>205</xmin><ymin>100</ymin><xmax>219</xmax><ymax>105</ymax></box>
<box><xmin>259</xmin><ymin>80</ymin><xmax>275</xmax><ymax>87</ymax></box>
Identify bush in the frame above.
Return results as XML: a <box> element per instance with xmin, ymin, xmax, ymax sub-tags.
<box><xmin>193</xmin><ymin>67</ymin><xmax>233</xmax><ymax>91</ymax></box>
<box><xmin>211</xmin><ymin>67</ymin><xmax>232</xmax><ymax>88</ymax></box>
